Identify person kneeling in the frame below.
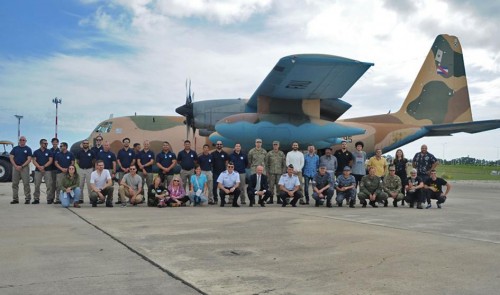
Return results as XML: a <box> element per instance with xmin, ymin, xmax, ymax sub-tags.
<box><xmin>189</xmin><ymin>165</ymin><xmax>208</xmax><ymax>206</ymax></box>
<box><xmin>119</xmin><ymin>165</ymin><xmax>143</xmax><ymax>207</ymax></box>
<box><xmin>167</xmin><ymin>176</ymin><xmax>190</xmax><ymax>207</ymax></box>
<box><xmin>247</xmin><ymin>165</ymin><xmax>271</xmax><ymax>207</ymax></box>
<box><xmin>358</xmin><ymin>166</ymin><xmax>387</xmax><ymax>208</ymax></box>
<box><xmin>312</xmin><ymin>165</ymin><xmax>334</xmax><ymax>207</ymax></box>
<box><xmin>278</xmin><ymin>164</ymin><xmax>302</xmax><ymax>207</ymax></box>
<box><xmin>60</xmin><ymin>165</ymin><xmax>81</xmax><ymax>208</ymax></box>
<box><xmin>217</xmin><ymin>162</ymin><xmax>241</xmax><ymax>207</ymax></box>
<box><xmin>424</xmin><ymin>170</ymin><xmax>451</xmax><ymax>209</ymax></box>
<box><xmin>335</xmin><ymin>166</ymin><xmax>357</xmax><ymax>208</ymax></box>
<box><xmin>382</xmin><ymin>165</ymin><xmax>405</xmax><ymax>207</ymax></box>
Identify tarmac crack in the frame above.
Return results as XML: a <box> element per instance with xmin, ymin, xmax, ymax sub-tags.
<box><xmin>67</xmin><ymin>208</ymin><xmax>208</xmax><ymax>295</ymax></box>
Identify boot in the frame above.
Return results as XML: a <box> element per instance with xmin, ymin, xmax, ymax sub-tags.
<box><xmin>369</xmin><ymin>201</ymin><xmax>378</xmax><ymax>208</ymax></box>
<box><xmin>416</xmin><ymin>202</ymin><xmax>423</xmax><ymax>209</ymax></box>
<box><xmin>349</xmin><ymin>200</ymin><xmax>355</xmax><ymax>208</ymax></box>
<box><xmin>361</xmin><ymin>200</ymin><xmax>367</xmax><ymax>208</ymax></box>
<box><xmin>383</xmin><ymin>200</ymin><xmax>388</xmax><ymax>207</ymax></box>
<box><xmin>393</xmin><ymin>200</ymin><xmax>398</xmax><ymax>207</ymax></box>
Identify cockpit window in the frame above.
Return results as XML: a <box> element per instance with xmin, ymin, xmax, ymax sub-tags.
<box><xmin>94</xmin><ymin>121</ymin><xmax>113</xmax><ymax>133</ymax></box>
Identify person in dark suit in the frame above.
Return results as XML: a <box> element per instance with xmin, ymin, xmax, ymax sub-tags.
<box><xmin>246</xmin><ymin>165</ymin><xmax>272</xmax><ymax>207</ymax></box>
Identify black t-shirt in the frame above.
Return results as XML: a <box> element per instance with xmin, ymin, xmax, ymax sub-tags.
<box><xmin>406</xmin><ymin>176</ymin><xmax>423</xmax><ymax>192</ymax></box>
<box><xmin>425</xmin><ymin>177</ymin><xmax>447</xmax><ymax>193</ymax></box>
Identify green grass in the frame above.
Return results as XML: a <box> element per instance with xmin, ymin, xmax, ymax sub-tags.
<box><xmin>437</xmin><ymin>164</ymin><xmax>500</xmax><ymax>181</ymax></box>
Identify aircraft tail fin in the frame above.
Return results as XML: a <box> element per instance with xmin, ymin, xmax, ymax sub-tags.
<box><xmin>396</xmin><ymin>34</ymin><xmax>473</xmax><ymax>125</ymax></box>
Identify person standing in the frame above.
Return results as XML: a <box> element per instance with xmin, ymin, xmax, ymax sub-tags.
<box><xmin>265</xmin><ymin>141</ymin><xmax>286</xmax><ymax>204</ymax></box>
<box><xmin>319</xmin><ymin>148</ymin><xmax>337</xmax><ymax>182</ymax></box>
<box><xmin>393</xmin><ymin>148</ymin><xmax>409</xmax><ymax>205</ymax></box>
<box><xmin>286</xmin><ymin>141</ymin><xmax>304</xmax><ymax>201</ymax></box>
<box><xmin>96</xmin><ymin>141</ymin><xmax>117</xmax><ymax>181</ymax></box>
<box><xmin>9</xmin><ymin>136</ymin><xmax>32</xmax><ymax>204</ymax></box>
<box><xmin>230</xmin><ymin>143</ymin><xmax>248</xmax><ymax>205</ymax></box>
<box><xmin>333</xmin><ymin>141</ymin><xmax>353</xmax><ymax>177</ymax></box>
<box><xmin>367</xmin><ymin>148</ymin><xmax>387</xmax><ymax>178</ymax></box>
<box><xmin>137</xmin><ymin>140</ymin><xmax>155</xmax><ymax>195</ymax></box>
<box><xmin>248</xmin><ymin>138</ymin><xmax>267</xmax><ymax>174</ymax></box>
<box><xmin>90</xmin><ymin>136</ymin><xmax>104</xmax><ymax>156</ymax></box>
<box><xmin>412</xmin><ymin>144</ymin><xmax>439</xmax><ymax>182</ymax></box>
<box><xmin>75</xmin><ymin>139</ymin><xmax>95</xmax><ymax>203</ymax></box>
<box><xmin>32</xmin><ymin>138</ymin><xmax>53</xmax><ymax>204</ymax></box>
<box><xmin>177</xmin><ymin>140</ymin><xmax>198</xmax><ymax>191</ymax></box>
<box><xmin>48</xmin><ymin>137</ymin><xmax>60</xmax><ymax>203</ymax></box>
<box><xmin>212</xmin><ymin>141</ymin><xmax>229</xmax><ymax>204</ymax></box>
<box><xmin>351</xmin><ymin>141</ymin><xmax>367</xmax><ymax>189</ymax></box>
<box><xmin>116</xmin><ymin>137</ymin><xmax>135</xmax><ymax>183</ymax></box>
<box><xmin>156</xmin><ymin>141</ymin><xmax>177</xmax><ymax>186</ymax></box>
<box><xmin>303</xmin><ymin>145</ymin><xmax>319</xmax><ymax>205</ymax></box>
<box><xmin>198</xmin><ymin>144</ymin><xmax>214</xmax><ymax>204</ymax></box>
<box><xmin>54</xmin><ymin>142</ymin><xmax>75</xmax><ymax>204</ymax></box>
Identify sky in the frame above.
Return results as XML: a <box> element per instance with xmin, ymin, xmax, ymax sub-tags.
<box><xmin>1</xmin><ymin>0</ymin><xmax>500</xmax><ymax>160</ymax></box>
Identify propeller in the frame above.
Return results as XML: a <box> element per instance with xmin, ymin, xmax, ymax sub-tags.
<box><xmin>175</xmin><ymin>79</ymin><xmax>196</xmax><ymax>139</ymax></box>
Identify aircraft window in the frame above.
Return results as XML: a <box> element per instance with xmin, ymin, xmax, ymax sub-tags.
<box><xmin>94</xmin><ymin>121</ymin><xmax>113</xmax><ymax>133</ymax></box>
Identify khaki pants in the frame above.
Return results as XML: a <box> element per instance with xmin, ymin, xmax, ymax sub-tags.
<box><xmin>12</xmin><ymin>166</ymin><xmax>31</xmax><ymax>201</ymax></box>
<box><xmin>139</xmin><ymin>172</ymin><xmax>153</xmax><ymax>194</ymax></box>
<box><xmin>238</xmin><ymin>172</ymin><xmax>247</xmax><ymax>203</ymax></box>
<box><xmin>56</xmin><ymin>173</ymin><xmax>66</xmax><ymax>202</ymax></box>
<box><xmin>78</xmin><ymin>167</ymin><xmax>93</xmax><ymax>201</ymax></box>
<box><xmin>201</xmin><ymin>171</ymin><xmax>213</xmax><ymax>202</ymax></box>
<box><xmin>34</xmin><ymin>170</ymin><xmax>53</xmax><ymax>201</ymax></box>
<box><xmin>49</xmin><ymin>170</ymin><xmax>58</xmax><ymax>201</ymax></box>
<box><xmin>180</xmin><ymin>169</ymin><xmax>194</xmax><ymax>191</ymax></box>
<box><xmin>119</xmin><ymin>185</ymin><xmax>143</xmax><ymax>203</ymax></box>
<box><xmin>268</xmin><ymin>173</ymin><xmax>281</xmax><ymax>199</ymax></box>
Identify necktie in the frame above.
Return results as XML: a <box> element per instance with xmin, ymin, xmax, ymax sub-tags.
<box><xmin>256</xmin><ymin>175</ymin><xmax>261</xmax><ymax>191</ymax></box>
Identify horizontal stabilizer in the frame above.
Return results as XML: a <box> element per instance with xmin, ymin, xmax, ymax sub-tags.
<box><xmin>424</xmin><ymin>120</ymin><xmax>500</xmax><ymax>136</ymax></box>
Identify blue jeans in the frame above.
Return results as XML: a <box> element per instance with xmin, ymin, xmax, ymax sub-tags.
<box><xmin>60</xmin><ymin>187</ymin><xmax>81</xmax><ymax>208</ymax></box>
<box><xmin>189</xmin><ymin>192</ymin><xmax>208</xmax><ymax>205</ymax></box>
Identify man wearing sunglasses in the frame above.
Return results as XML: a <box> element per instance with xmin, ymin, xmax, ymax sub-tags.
<box><xmin>32</xmin><ymin>139</ymin><xmax>53</xmax><ymax>204</ymax></box>
<box><xmin>217</xmin><ymin>161</ymin><xmax>241</xmax><ymax>207</ymax></box>
<box><xmin>9</xmin><ymin>136</ymin><xmax>32</xmax><ymax>204</ymax></box>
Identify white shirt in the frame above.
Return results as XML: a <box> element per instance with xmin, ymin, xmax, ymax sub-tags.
<box><xmin>90</xmin><ymin>169</ymin><xmax>111</xmax><ymax>190</ymax></box>
<box><xmin>286</xmin><ymin>151</ymin><xmax>304</xmax><ymax>172</ymax></box>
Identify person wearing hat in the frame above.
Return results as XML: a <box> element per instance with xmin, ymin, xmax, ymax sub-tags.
<box><xmin>358</xmin><ymin>166</ymin><xmax>387</xmax><ymax>208</ymax></box>
<box><xmin>248</xmin><ymin>138</ymin><xmax>267</xmax><ymax>174</ymax></box>
<box><xmin>278</xmin><ymin>164</ymin><xmax>302</xmax><ymax>207</ymax></box>
<box><xmin>265</xmin><ymin>140</ymin><xmax>286</xmax><ymax>204</ymax></box>
<box><xmin>382</xmin><ymin>165</ymin><xmax>404</xmax><ymax>207</ymax></box>
<box><xmin>335</xmin><ymin>166</ymin><xmax>357</xmax><ymax>208</ymax></box>
<box><xmin>217</xmin><ymin>161</ymin><xmax>241</xmax><ymax>207</ymax></box>
<box><xmin>311</xmin><ymin>164</ymin><xmax>334</xmax><ymax>207</ymax></box>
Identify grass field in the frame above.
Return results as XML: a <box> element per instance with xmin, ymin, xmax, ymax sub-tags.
<box><xmin>437</xmin><ymin>164</ymin><xmax>500</xmax><ymax>181</ymax></box>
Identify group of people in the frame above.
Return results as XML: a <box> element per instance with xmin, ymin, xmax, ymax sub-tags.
<box><xmin>9</xmin><ymin>135</ymin><xmax>451</xmax><ymax>210</ymax></box>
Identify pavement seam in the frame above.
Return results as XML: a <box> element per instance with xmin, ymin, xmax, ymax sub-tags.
<box><xmin>277</xmin><ymin>209</ymin><xmax>500</xmax><ymax>245</ymax></box>
<box><xmin>67</xmin><ymin>208</ymin><xmax>208</xmax><ymax>295</ymax></box>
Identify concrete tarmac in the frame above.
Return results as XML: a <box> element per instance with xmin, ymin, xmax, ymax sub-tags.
<box><xmin>1</xmin><ymin>181</ymin><xmax>500</xmax><ymax>295</ymax></box>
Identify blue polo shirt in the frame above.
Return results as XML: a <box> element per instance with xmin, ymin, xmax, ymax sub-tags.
<box><xmin>117</xmin><ymin>148</ymin><xmax>134</xmax><ymax>169</ymax></box>
<box><xmin>138</xmin><ymin>150</ymin><xmax>155</xmax><ymax>173</ymax></box>
<box><xmin>198</xmin><ymin>153</ymin><xmax>213</xmax><ymax>171</ymax></box>
<box><xmin>48</xmin><ymin>147</ymin><xmax>60</xmax><ymax>171</ymax></box>
<box><xmin>96</xmin><ymin>150</ymin><xmax>116</xmax><ymax>170</ymax></box>
<box><xmin>55</xmin><ymin>151</ymin><xmax>75</xmax><ymax>173</ymax></box>
<box><xmin>10</xmin><ymin>145</ymin><xmax>33</xmax><ymax>166</ymax></box>
<box><xmin>230</xmin><ymin>151</ymin><xmax>248</xmax><ymax>174</ymax></box>
<box><xmin>33</xmin><ymin>148</ymin><xmax>53</xmax><ymax>171</ymax></box>
<box><xmin>76</xmin><ymin>149</ymin><xmax>95</xmax><ymax>169</ymax></box>
<box><xmin>177</xmin><ymin>149</ymin><xmax>198</xmax><ymax>170</ymax></box>
<box><xmin>91</xmin><ymin>146</ymin><xmax>103</xmax><ymax>157</ymax></box>
<box><xmin>212</xmin><ymin>150</ymin><xmax>229</xmax><ymax>175</ymax></box>
<box><xmin>156</xmin><ymin>151</ymin><xmax>176</xmax><ymax>175</ymax></box>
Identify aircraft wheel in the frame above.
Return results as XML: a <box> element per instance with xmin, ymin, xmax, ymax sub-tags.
<box><xmin>0</xmin><ymin>159</ymin><xmax>12</xmax><ymax>182</ymax></box>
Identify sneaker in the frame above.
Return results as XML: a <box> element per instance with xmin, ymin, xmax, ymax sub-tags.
<box><xmin>10</xmin><ymin>200</ymin><xmax>19</xmax><ymax>204</ymax></box>
<box><xmin>91</xmin><ymin>202</ymin><xmax>97</xmax><ymax>207</ymax></box>
<box><xmin>349</xmin><ymin>203</ymin><xmax>355</xmax><ymax>208</ymax></box>
<box><xmin>121</xmin><ymin>202</ymin><xmax>128</xmax><ymax>207</ymax></box>
<box><xmin>54</xmin><ymin>200</ymin><xmax>61</xmax><ymax>204</ymax></box>
<box><xmin>115</xmin><ymin>200</ymin><xmax>122</xmax><ymax>204</ymax></box>
<box><xmin>47</xmin><ymin>200</ymin><xmax>54</xmax><ymax>204</ymax></box>
<box><xmin>32</xmin><ymin>200</ymin><xmax>40</xmax><ymax>204</ymax></box>
<box><xmin>426</xmin><ymin>203</ymin><xmax>432</xmax><ymax>209</ymax></box>
<box><xmin>105</xmin><ymin>203</ymin><xmax>113</xmax><ymax>208</ymax></box>
<box><xmin>437</xmin><ymin>203</ymin><xmax>442</xmax><ymax>209</ymax></box>
<box><xmin>79</xmin><ymin>200</ymin><xmax>84</xmax><ymax>204</ymax></box>
<box><xmin>299</xmin><ymin>200</ymin><xmax>306</xmax><ymax>205</ymax></box>
<box><xmin>240</xmin><ymin>201</ymin><xmax>246</xmax><ymax>205</ymax></box>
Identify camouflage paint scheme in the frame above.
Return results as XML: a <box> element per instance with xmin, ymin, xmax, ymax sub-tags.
<box><xmin>79</xmin><ymin>35</ymin><xmax>500</xmax><ymax>157</ymax></box>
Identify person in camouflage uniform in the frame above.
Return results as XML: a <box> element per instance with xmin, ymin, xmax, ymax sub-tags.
<box><xmin>311</xmin><ymin>165</ymin><xmax>334</xmax><ymax>207</ymax></box>
<box><xmin>335</xmin><ymin>166</ymin><xmax>357</xmax><ymax>208</ymax></box>
<box><xmin>248</xmin><ymin>138</ymin><xmax>267</xmax><ymax>174</ymax></box>
<box><xmin>358</xmin><ymin>166</ymin><xmax>387</xmax><ymax>208</ymax></box>
<box><xmin>265</xmin><ymin>140</ymin><xmax>286</xmax><ymax>204</ymax></box>
<box><xmin>382</xmin><ymin>165</ymin><xmax>404</xmax><ymax>207</ymax></box>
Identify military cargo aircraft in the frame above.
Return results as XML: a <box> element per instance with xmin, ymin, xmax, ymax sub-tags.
<box><xmin>75</xmin><ymin>34</ymin><xmax>500</xmax><ymax>156</ymax></box>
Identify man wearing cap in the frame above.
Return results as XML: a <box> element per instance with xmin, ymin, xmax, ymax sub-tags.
<box><xmin>358</xmin><ymin>166</ymin><xmax>387</xmax><ymax>208</ymax></box>
<box><xmin>382</xmin><ymin>165</ymin><xmax>404</xmax><ymax>207</ymax></box>
<box><xmin>217</xmin><ymin>161</ymin><xmax>241</xmax><ymax>207</ymax></box>
<box><xmin>265</xmin><ymin>140</ymin><xmax>286</xmax><ymax>204</ymax></box>
<box><xmin>333</xmin><ymin>141</ymin><xmax>353</xmax><ymax>177</ymax></box>
<box><xmin>10</xmin><ymin>136</ymin><xmax>33</xmax><ymax>204</ymax></box>
<box><xmin>247</xmin><ymin>165</ymin><xmax>272</xmax><ymax>207</ymax></box>
<box><xmin>278</xmin><ymin>164</ymin><xmax>302</xmax><ymax>207</ymax></box>
<box><xmin>248</xmin><ymin>138</ymin><xmax>267</xmax><ymax>174</ymax></box>
<box><xmin>335</xmin><ymin>166</ymin><xmax>357</xmax><ymax>208</ymax></box>
<box><xmin>312</xmin><ymin>164</ymin><xmax>334</xmax><ymax>207</ymax></box>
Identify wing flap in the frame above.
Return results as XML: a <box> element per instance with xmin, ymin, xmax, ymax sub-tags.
<box><xmin>424</xmin><ymin>120</ymin><xmax>500</xmax><ymax>136</ymax></box>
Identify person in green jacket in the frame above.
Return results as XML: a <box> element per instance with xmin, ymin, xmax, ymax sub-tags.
<box><xmin>60</xmin><ymin>165</ymin><xmax>81</xmax><ymax>208</ymax></box>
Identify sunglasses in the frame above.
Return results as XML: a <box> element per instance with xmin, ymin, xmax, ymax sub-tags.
<box><xmin>173</xmin><ymin>180</ymin><xmax>180</xmax><ymax>182</ymax></box>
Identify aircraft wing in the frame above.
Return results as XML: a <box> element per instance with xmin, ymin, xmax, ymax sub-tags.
<box><xmin>424</xmin><ymin>120</ymin><xmax>500</xmax><ymax>136</ymax></box>
<box><xmin>247</xmin><ymin>54</ymin><xmax>374</xmax><ymax>109</ymax></box>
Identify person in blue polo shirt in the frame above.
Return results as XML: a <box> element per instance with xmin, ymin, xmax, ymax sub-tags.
<box><xmin>96</xmin><ymin>141</ymin><xmax>117</xmax><ymax>180</ymax></box>
<box><xmin>75</xmin><ymin>139</ymin><xmax>95</xmax><ymax>203</ymax></box>
<box><xmin>54</xmin><ymin>142</ymin><xmax>75</xmax><ymax>204</ymax></box>
<box><xmin>116</xmin><ymin>137</ymin><xmax>135</xmax><ymax>183</ymax></box>
<box><xmin>177</xmin><ymin>140</ymin><xmax>198</xmax><ymax>191</ymax></box>
<box><xmin>32</xmin><ymin>138</ymin><xmax>53</xmax><ymax>204</ymax></box>
<box><xmin>137</xmin><ymin>140</ymin><xmax>155</xmax><ymax>194</ymax></box>
<box><xmin>156</xmin><ymin>141</ymin><xmax>177</xmax><ymax>186</ymax></box>
<box><xmin>9</xmin><ymin>136</ymin><xmax>33</xmax><ymax>204</ymax></box>
<box><xmin>198</xmin><ymin>144</ymin><xmax>214</xmax><ymax>204</ymax></box>
<box><xmin>230</xmin><ymin>143</ymin><xmax>248</xmax><ymax>205</ymax></box>
<box><xmin>48</xmin><ymin>137</ymin><xmax>60</xmax><ymax>204</ymax></box>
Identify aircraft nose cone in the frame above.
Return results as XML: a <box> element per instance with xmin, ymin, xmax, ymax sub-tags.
<box><xmin>175</xmin><ymin>104</ymin><xmax>192</xmax><ymax>117</ymax></box>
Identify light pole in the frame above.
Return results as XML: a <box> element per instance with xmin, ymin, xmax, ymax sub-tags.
<box><xmin>52</xmin><ymin>97</ymin><xmax>62</xmax><ymax>139</ymax></box>
<box><xmin>14</xmin><ymin>115</ymin><xmax>23</xmax><ymax>139</ymax></box>
<box><xmin>442</xmin><ymin>142</ymin><xmax>448</xmax><ymax>164</ymax></box>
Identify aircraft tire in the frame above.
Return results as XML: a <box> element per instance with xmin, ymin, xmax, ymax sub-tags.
<box><xmin>0</xmin><ymin>159</ymin><xmax>12</xmax><ymax>182</ymax></box>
